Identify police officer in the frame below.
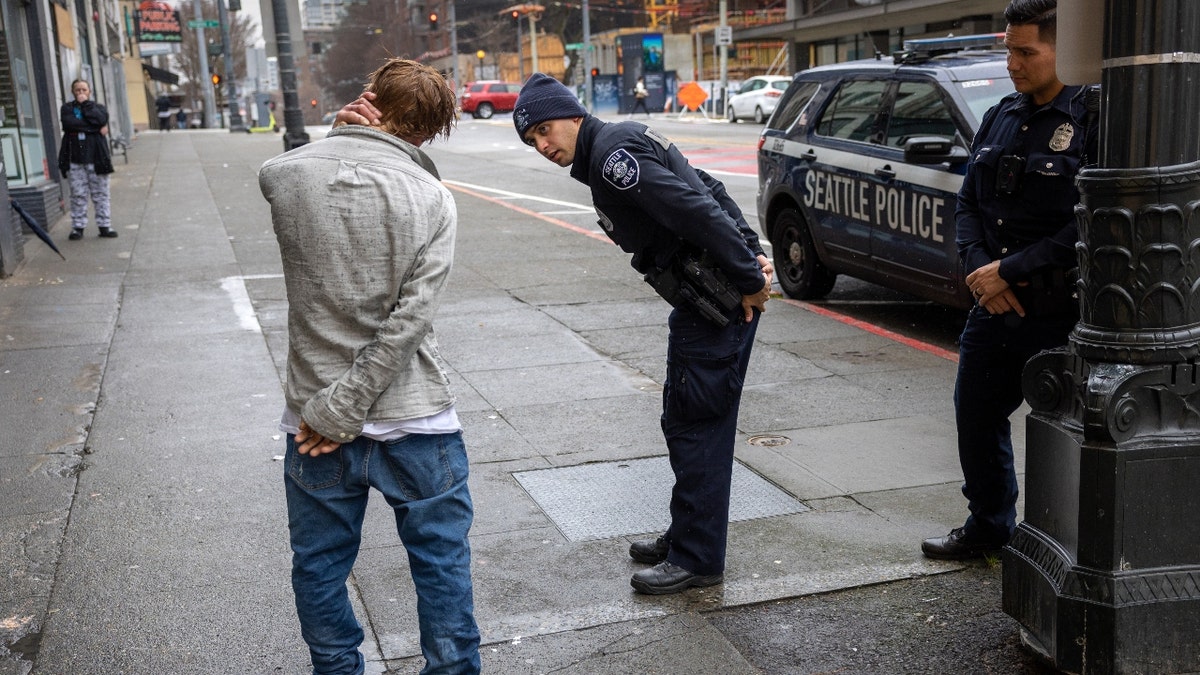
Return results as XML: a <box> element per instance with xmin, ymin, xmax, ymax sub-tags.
<box><xmin>922</xmin><ymin>0</ymin><xmax>1097</xmax><ymax>559</ymax></box>
<box><xmin>516</xmin><ymin>73</ymin><xmax>772</xmax><ymax>593</ymax></box>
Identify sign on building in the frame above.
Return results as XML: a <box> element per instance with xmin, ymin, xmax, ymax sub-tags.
<box><xmin>134</xmin><ymin>0</ymin><xmax>183</xmax><ymax>43</ymax></box>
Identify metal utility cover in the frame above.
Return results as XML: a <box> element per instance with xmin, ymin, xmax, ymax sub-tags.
<box><xmin>513</xmin><ymin>457</ymin><xmax>808</xmax><ymax>542</ymax></box>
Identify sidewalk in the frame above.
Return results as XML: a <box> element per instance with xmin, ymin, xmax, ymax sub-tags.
<box><xmin>0</xmin><ymin>129</ymin><xmax>1040</xmax><ymax>674</ymax></box>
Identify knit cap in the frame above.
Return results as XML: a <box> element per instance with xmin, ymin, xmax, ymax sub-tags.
<box><xmin>513</xmin><ymin>73</ymin><xmax>588</xmax><ymax>141</ymax></box>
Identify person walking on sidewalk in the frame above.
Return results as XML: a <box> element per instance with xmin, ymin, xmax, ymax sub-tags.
<box><xmin>630</xmin><ymin>76</ymin><xmax>651</xmax><ymax>118</ymax></box>
<box><xmin>921</xmin><ymin>0</ymin><xmax>1096</xmax><ymax>560</ymax></box>
<box><xmin>259</xmin><ymin>58</ymin><xmax>480</xmax><ymax>674</ymax></box>
<box><xmin>58</xmin><ymin>79</ymin><xmax>117</xmax><ymax>240</ymax></box>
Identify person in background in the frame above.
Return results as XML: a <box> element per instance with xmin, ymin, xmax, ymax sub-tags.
<box><xmin>630</xmin><ymin>76</ymin><xmax>651</xmax><ymax>118</ymax></box>
<box><xmin>155</xmin><ymin>93</ymin><xmax>172</xmax><ymax>131</ymax></box>
<box><xmin>176</xmin><ymin>108</ymin><xmax>188</xmax><ymax>129</ymax></box>
<box><xmin>921</xmin><ymin>0</ymin><xmax>1097</xmax><ymax>560</ymax></box>
<box><xmin>259</xmin><ymin>59</ymin><xmax>480</xmax><ymax>674</ymax></box>
<box><xmin>58</xmin><ymin>79</ymin><xmax>116</xmax><ymax>240</ymax></box>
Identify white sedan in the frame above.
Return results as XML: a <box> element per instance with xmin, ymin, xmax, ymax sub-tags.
<box><xmin>726</xmin><ymin>75</ymin><xmax>792</xmax><ymax>124</ymax></box>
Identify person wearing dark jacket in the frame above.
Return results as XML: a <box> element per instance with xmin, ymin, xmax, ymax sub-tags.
<box><xmin>509</xmin><ymin>75</ymin><xmax>773</xmax><ymax>595</ymax></box>
<box><xmin>59</xmin><ymin>79</ymin><xmax>116</xmax><ymax>240</ymax></box>
<box><xmin>921</xmin><ymin>0</ymin><xmax>1096</xmax><ymax>560</ymax></box>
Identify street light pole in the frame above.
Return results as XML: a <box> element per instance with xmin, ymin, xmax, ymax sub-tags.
<box><xmin>193</xmin><ymin>0</ymin><xmax>217</xmax><ymax>128</ymax></box>
<box><xmin>449</xmin><ymin>1</ymin><xmax>460</xmax><ymax>92</ymax></box>
<box><xmin>216</xmin><ymin>0</ymin><xmax>245</xmax><ymax>131</ymax></box>
<box><xmin>268</xmin><ymin>0</ymin><xmax>308</xmax><ymax>149</ymax></box>
<box><xmin>582</xmin><ymin>0</ymin><xmax>591</xmax><ymax>110</ymax></box>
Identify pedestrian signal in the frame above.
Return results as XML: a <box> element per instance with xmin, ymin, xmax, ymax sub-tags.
<box><xmin>211</xmin><ymin>73</ymin><xmax>221</xmax><ymax>86</ymax></box>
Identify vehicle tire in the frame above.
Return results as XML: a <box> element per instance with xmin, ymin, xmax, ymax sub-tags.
<box><xmin>754</xmin><ymin>106</ymin><xmax>766</xmax><ymax>124</ymax></box>
<box><xmin>771</xmin><ymin>207</ymin><xmax>836</xmax><ymax>299</ymax></box>
<box><xmin>727</xmin><ymin>105</ymin><xmax>738</xmax><ymax>123</ymax></box>
<box><xmin>477</xmin><ymin>102</ymin><xmax>494</xmax><ymax>119</ymax></box>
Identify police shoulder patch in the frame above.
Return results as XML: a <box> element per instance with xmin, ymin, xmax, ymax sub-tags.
<box><xmin>602</xmin><ymin>148</ymin><xmax>640</xmax><ymax>190</ymax></box>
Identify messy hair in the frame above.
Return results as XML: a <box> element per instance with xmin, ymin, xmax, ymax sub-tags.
<box><xmin>1005</xmin><ymin>0</ymin><xmax>1057</xmax><ymax>44</ymax></box>
<box><xmin>365</xmin><ymin>59</ymin><xmax>457</xmax><ymax>143</ymax></box>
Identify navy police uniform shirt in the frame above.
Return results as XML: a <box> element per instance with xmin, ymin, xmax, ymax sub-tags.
<box><xmin>568</xmin><ymin>116</ymin><xmax>765</xmax><ymax>296</ymax></box>
<box><xmin>956</xmin><ymin>85</ymin><xmax>1097</xmax><ymax>284</ymax></box>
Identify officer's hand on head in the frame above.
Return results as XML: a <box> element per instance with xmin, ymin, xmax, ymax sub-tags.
<box><xmin>334</xmin><ymin>91</ymin><xmax>382</xmax><ymax>128</ymax></box>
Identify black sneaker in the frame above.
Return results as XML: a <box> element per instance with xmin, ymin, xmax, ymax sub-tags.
<box><xmin>68</xmin><ymin>229</ymin><xmax>84</xmax><ymax>240</ymax></box>
<box><xmin>98</xmin><ymin>228</ymin><xmax>118</xmax><ymax>238</ymax></box>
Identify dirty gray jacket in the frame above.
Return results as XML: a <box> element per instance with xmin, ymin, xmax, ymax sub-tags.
<box><xmin>259</xmin><ymin>125</ymin><xmax>455</xmax><ymax>442</ymax></box>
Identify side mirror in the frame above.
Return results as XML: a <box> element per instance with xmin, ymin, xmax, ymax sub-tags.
<box><xmin>903</xmin><ymin>136</ymin><xmax>969</xmax><ymax>165</ymax></box>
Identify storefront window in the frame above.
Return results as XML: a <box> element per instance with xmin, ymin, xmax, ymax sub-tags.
<box><xmin>1</xmin><ymin>4</ymin><xmax>49</xmax><ymax>186</ymax></box>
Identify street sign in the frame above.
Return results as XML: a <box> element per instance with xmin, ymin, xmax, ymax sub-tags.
<box><xmin>716</xmin><ymin>26</ymin><xmax>733</xmax><ymax>46</ymax></box>
<box><xmin>188</xmin><ymin>19</ymin><xmax>220</xmax><ymax>28</ymax></box>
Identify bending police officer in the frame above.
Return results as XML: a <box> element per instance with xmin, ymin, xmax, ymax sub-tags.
<box><xmin>922</xmin><ymin>0</ymin><xmax>1097</xmax><ymax>560</ymax></box>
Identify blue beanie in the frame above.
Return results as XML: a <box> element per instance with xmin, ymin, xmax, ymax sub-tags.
<box><xmin>513</xmin><ymin>73</ymin><xmax>588</xmax><ymax>140</ymax></box>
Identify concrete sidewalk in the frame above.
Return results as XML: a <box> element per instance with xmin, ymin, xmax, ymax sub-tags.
<box><xmin>0</xmin><ymin>129</ymin><xmax>1037</xmax><ymax>674</ymax></box>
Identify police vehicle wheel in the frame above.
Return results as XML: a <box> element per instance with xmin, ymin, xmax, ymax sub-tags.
<box><xmin>477</xmin><ymin>103</ymin><xmax>494</xmax><ymax>119</ymax></box>
<box><xmin>772</xmin><ymin>208</ymin><xmax>836</xmax><ymax>299</ymax></box>
<box><xmin>754</xmin><ymin>106</ymin><xmax>766</xmax><ymax>124</ymax></box>
<box><xmin>727</xmin><ymin>106</ymin><xmax>738</xmax><ymax>123</ymax></box>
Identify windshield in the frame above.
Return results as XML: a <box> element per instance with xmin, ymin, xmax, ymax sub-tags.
<box><xmin>955</xmin><ymin>77</ymin><xmax>1015</xmax><ymax>126</ymax></box>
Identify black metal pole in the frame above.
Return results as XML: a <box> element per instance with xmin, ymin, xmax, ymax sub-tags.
<box><xmin>217</xmin><ymin>0</ymin><xmax>246</xmax><ymax>132</ymax></box>
<box><xmin>269</xmin><ymin>0</ymin><xmax>308</xmax><ymax>150</ymax></box>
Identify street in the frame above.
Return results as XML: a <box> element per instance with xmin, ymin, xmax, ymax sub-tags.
<box><xmin>0</xmin><ymin>122</ymin><xmax>1052</xmax><ymax>674</ymax></box>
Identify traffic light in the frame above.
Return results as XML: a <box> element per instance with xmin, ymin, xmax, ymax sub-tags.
<box><xmin>211</xmin><ymin>73</ymin><xmax>221</xmax><ymax>86</ymax></box>
<box><xmin>310</xmin><ymin>99</ymin><xmax>318</xmax><ymax>108</ymax></box>
<box><xmin>429</xmin><ymin>12</ymin><xmax>437</xmax><ymax>30</ymax></box>
<box><xmin>590</xmin><ymin>68</ymin><xmax>599</xmax><ymax>78</ymax></box>
<box><xmin>511</xmin><ymin>10</ymin><xmax>519</xmax><ymax>22</ymax></box>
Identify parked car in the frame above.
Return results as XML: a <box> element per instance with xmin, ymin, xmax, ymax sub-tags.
<box><xmin>727</xmin><ymin>75</ymin><xmax>792</xmax><ymax>124</ymax></box>
<box><xmin>460</xmin><ymin>81</ymin><xmax>522</xmax><ymax>119</ymax></box>
<box><xmin>756</xmin><ymin>34</ymin><xmax>1015</xmax><ymax>308</ymax></box>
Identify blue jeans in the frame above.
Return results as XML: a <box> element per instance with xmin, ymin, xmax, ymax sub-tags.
<box><xmin>660</xmin><ymin>307</ymin><xmax>759</xmax><ymax>576</ymax></box>
<box><xmin>954</xmin><ymin>306</ymin><xmax>1076</xmax><ymax>543</ymax></box>
<box><xmin>284</xmin><ymin>431</ymin><xmax>480</xmax><ymax>675</ymax></box>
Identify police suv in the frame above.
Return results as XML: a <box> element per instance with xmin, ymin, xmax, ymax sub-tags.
<box><xmin>757</xmin><ymin>34</ymin><xmax>1015</xmax><ymax>309</ymax></box>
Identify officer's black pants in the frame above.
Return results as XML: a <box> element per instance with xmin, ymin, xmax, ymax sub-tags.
<box><xmin>660</xmin><ymin>306</ymin><xmax>759</xmax><ymax>576</ymax></box>
<box><xmin>954</xmin><ymin>305</ymin><xmax>1076</xmax><ymax>543</ymax></box>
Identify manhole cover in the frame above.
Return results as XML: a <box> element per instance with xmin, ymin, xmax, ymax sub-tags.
<box><xmin>747</xmin><ymin>434</ymin><xmax>791</xmax><ymax>447</ymax></box>
<box><xmin>513</xmin><ymin>456</ymin><xmax>806</xmax><ymax>542</ymax></box>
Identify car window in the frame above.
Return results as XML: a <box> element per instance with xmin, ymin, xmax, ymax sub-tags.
<box><xmin>886</xmin><ymin>81</ymin><xmax>957</xmax><ymax>147</ymax></box>
<box><xmin>470</xmin><ymin>83</ymin><xmax>484</xmax><ymax>93</ymax></box>
<box><xmin>765</xmin><ymin>81</ymin><xmax>820</xmax><ymax>132</ymax></box>
<box><xmin>815</xmin><ymin>78</ymin><xmax>888</xmax><ymax>143</ymax></box>
<box><xmin>955</xmin><ymin>77</ymin><xmax>1014</xmax><ymax>125</ymax></box>
<box><xmin>743</xmin><ymin>80</ymin><xmax>763</xmax><ymax>93</ymax></box>
<box><xmin>771</xmin><ymin>80</ymin><xmax>790</xmax><ymax>91</ymax></box>
<box><xmin>505</xmin><ymin>84</ymin><xmax>521</xmax><ymax>93</ymax></box>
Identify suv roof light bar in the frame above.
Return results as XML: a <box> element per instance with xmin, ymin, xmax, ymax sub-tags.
<box><xmin>893</xmin><ymin>33</ymin><xmax>1005</xmax><ymax>64</ymax></box>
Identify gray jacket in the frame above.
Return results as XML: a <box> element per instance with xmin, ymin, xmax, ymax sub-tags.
<box><xmin>259</xmin><ymin>126</ymin><xmax>456</xmax><ymax>442</ymax></box>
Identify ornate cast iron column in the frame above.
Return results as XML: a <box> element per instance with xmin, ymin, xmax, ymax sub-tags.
<box><xmin>1003</xmin><ymin>1</ymin><xmax>1200</xmax><ymax>672</ymax></box>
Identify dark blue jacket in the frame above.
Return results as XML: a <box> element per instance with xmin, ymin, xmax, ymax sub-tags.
<box><xmin>569</xmin><ymin>115</ymin><xmax>765</xmax><ymax>295</ymax></box>
<box><xmin>956</xmin><ymin>85</ymin><xmax>1097</xmax><ymax>284</ymax></box>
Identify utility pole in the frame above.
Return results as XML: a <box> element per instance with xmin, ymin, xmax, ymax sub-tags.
<box><xmin>194</xmin><ymin>0</ymin><xmax>217</xmax><ymax>128</ymax></box>
<box><xmin>449</xmin><ymin>1</ymin><xmax>460</xmax><ymax>93</ymax></box>
<box><xmin>268</xmin><ymin>0</ymin><xmax>308</xmax><ymax>149</ymax></box>
<box><xmin>1003</xmin><ymin>0</ymin><xmax>1200</xmax><ymax>672</ymax></box>
<box><xmin>717</xmin><ymin>0</ymin><xmax>727</xmax><ymax>117</ymax></box>
<box><xmin>582</xmin><ymin>0</ymin><xmax>591</xmax><ymax>110</ymax></box>
<box><xmin>216</xmin><ymin>0</ymin><xmax>245</xmax><ymax>131</ymax></box>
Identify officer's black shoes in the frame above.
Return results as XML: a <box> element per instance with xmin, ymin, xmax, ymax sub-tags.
<box><xmin>98</xmin><ymin>228</ymin><xmax>118</xmax><ymax>238</ymax></box>
<box><xmin>69</xmin><ymin>229</ymin><xmax>84</xmax><ymax>240</ymax></box>
<box><xmin>921</xmin><ymin>527</ymin><xmax>1007</xmax><ymax>560</ymax></box>
<box><xmin>629</xmin><ymin>536</ymin><xmax>669</xmax><ymax>564</ymax></box>
<box><xmin>630</xmin><ymin>561</ymin><xmax>723</xmax><ymax>595</ymax></box>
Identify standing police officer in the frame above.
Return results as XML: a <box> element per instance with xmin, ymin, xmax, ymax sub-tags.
<box><xmin>922</xmin><ymin>0</ymin><xmax>1097</xmax><ymax>559</ymax></box>
<box><xmin>515</xmin><ymin>73</ymin><xmax>773</xmax><ymax>594</ymax></box>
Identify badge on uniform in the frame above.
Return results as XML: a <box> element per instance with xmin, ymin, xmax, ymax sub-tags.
<box><xmin>602</xmin><ymin>148</ymin><xmax>640</xmax><ymax>190</ymax></box>
<box><xmin>1049</xmin><ymin>123</ymin><xmax>1074</xmax><ymax>152</ymax></box>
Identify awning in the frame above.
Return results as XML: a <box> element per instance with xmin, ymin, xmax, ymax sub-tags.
<box><xmin>141</xmin><ymin>62</ymin><xmax>179</xmax><ymax>85</ymax></box>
